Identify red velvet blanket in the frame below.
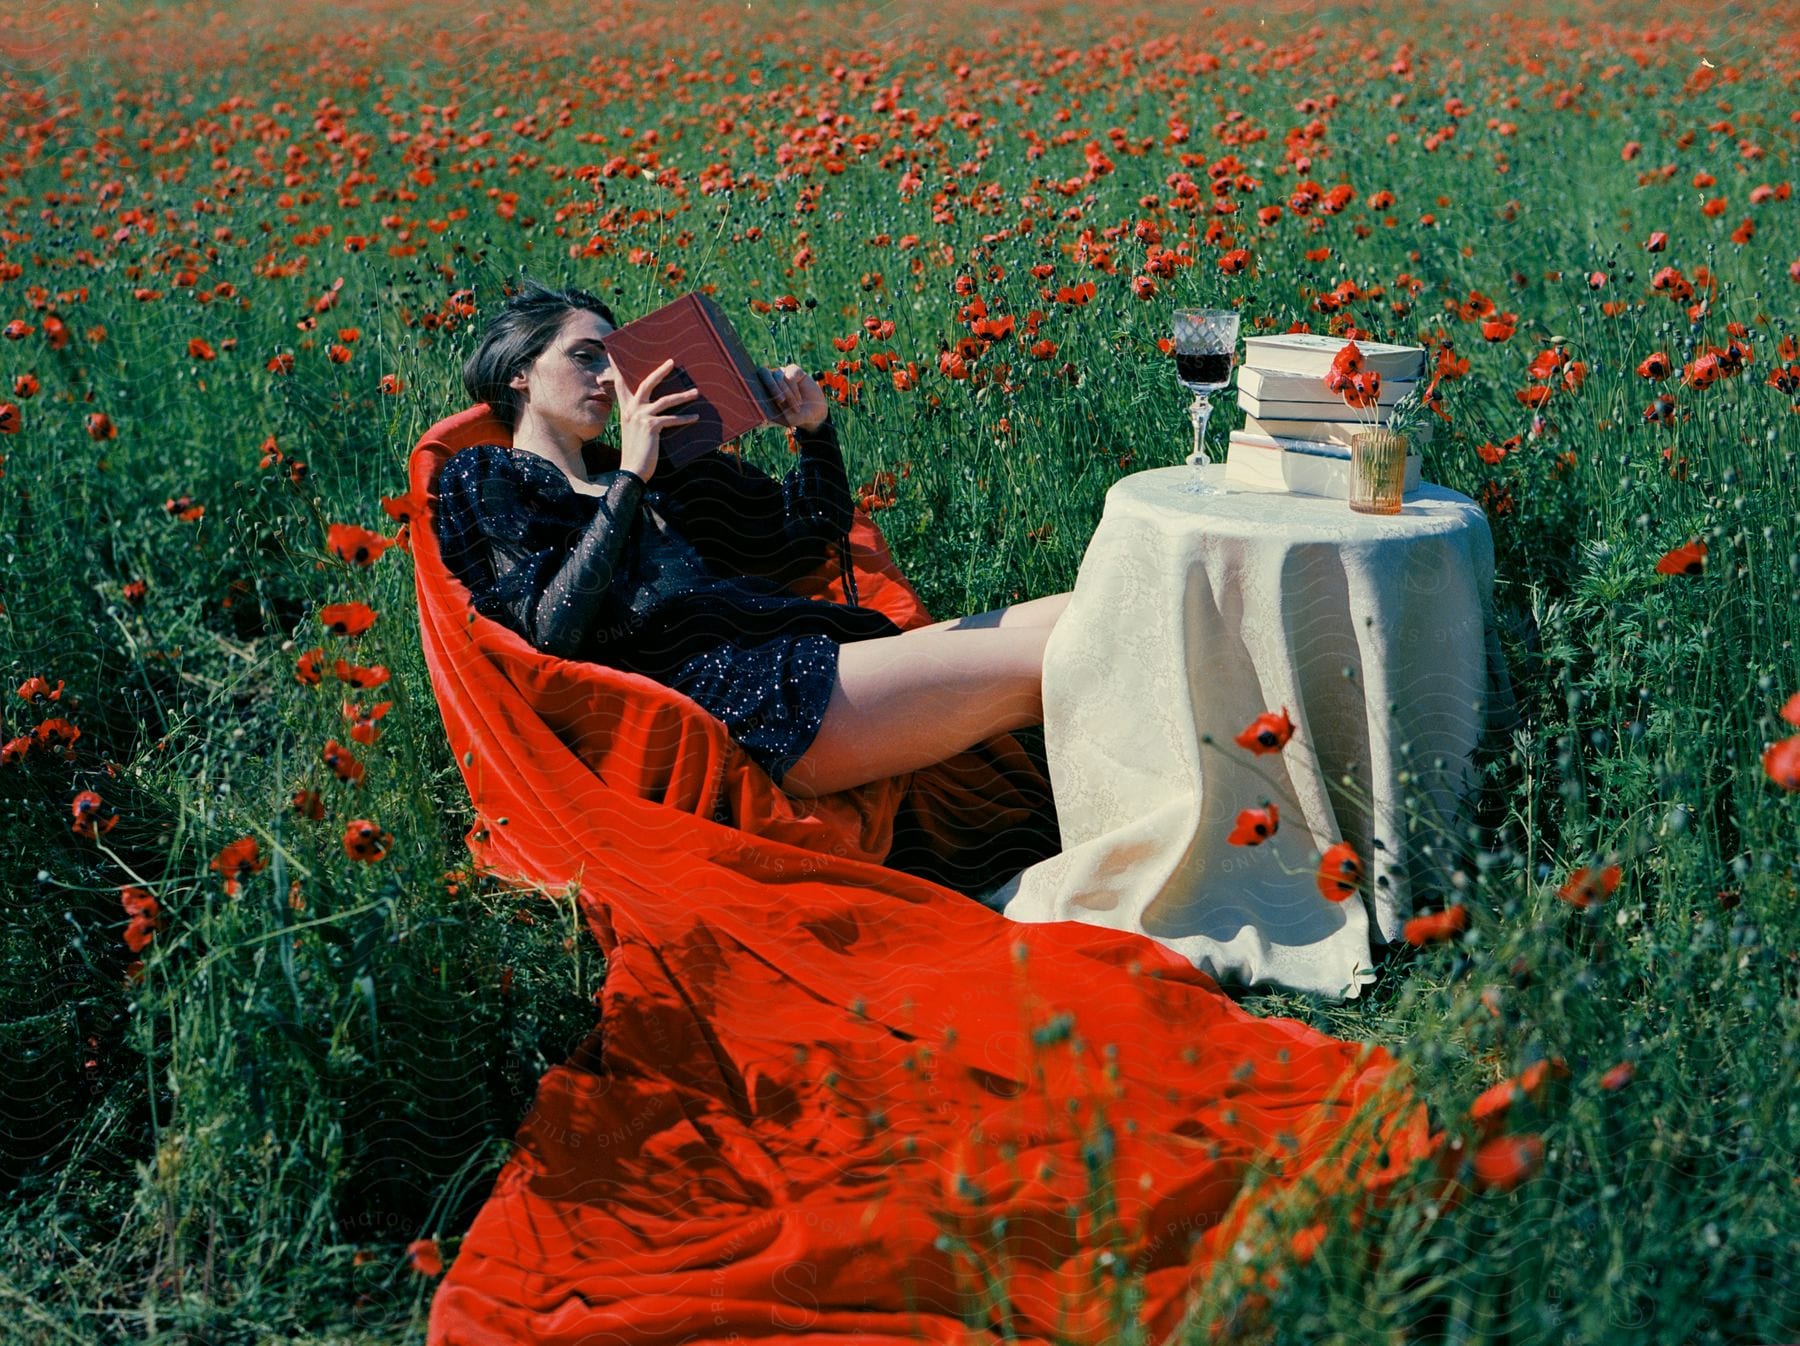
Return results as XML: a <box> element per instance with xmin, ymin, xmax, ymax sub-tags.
<box><xmin>410</xmin><ymin>406</ymin><xmax>1434</xmax><ymax>1344</ymax></box>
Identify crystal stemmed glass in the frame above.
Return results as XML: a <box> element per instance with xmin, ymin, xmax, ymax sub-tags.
<box><xmin>1172</xmin><ymin>308</ymin><xmax>1241</xmax><ymax>497</ymax></box>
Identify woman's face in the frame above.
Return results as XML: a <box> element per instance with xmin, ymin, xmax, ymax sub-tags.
<box><xmin>509</xmin><ymin>308</ymin><xmax>617</xmax><ymax>439</ymax></box>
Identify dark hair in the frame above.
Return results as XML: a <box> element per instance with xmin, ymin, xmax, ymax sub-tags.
<box><xmin>462</xmin><ymin>276</ymin><xmax>620</xmax><ymax>430</ymax></box>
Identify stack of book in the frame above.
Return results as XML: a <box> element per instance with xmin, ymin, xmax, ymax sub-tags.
<box><xmin>1222</xmin><ymin>334</ymin><xmax>1429</xmax><ymax>497</ymax></box>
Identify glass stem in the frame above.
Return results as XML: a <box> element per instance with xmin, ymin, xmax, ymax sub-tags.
<box><xmin>1187</xmin><ymin>392</ymin><xmax>1214</xmax><ymax>467</ymax></box>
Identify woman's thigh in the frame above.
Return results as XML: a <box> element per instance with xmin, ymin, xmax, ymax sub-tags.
<box><xmin>899</xmin><ymin>589</ymin><xmax>1073</xmax><ymax>638</ymax></box>
<box><xmin>778</xmin><ymin>625</ymin><xmax>1052</xmax><ymax>799</ymax></box>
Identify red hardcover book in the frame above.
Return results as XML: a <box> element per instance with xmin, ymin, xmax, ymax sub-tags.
<box><xmin>598</xmin><ymin>291</ymin><xmax>785</xmax><ymax>471</ymax></box>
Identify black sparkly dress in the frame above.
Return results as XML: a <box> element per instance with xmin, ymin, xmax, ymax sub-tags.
<box><xmin>434</xmin><ymin>415</ymin><xmax>905</xmax><ymax>787</ymax></box>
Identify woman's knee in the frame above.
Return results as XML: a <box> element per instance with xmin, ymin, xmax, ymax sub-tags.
<box><xmin>779</xmin><ymin>627</ymin><xmax>1051</xmax><ymax>797</ymax></box>
<box><xmin>902</xmin><ymin>589</ymin><xmax>1073</xmax><ymax>636</ymax></box>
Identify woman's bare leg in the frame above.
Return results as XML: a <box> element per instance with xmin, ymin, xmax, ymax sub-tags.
<box><xmin>779</xmin><ymin>624</ymin><xmax>1056</xmax><ymax>799</ymax></box>
<box><xmin>899</xmin><ymin>589</ymin><xmax>1073</xmax><ymax>637</ymax></box>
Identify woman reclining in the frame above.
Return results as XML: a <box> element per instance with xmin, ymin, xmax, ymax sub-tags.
<box><xmin>436</xmin><ymin>277</ymin><xmax>1073</xmax><ymax>798</ymax></box>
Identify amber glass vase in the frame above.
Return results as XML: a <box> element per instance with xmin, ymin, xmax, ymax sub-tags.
<box><xmin>1348</xmin><ymin>429</ymin><xmax>1408</xmax><ymax>514</ymax></box>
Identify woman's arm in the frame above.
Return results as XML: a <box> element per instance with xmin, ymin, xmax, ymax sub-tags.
<box><xmin>669</xmin><ymin>413</ymin><xmax>853</xmax><ymax>587</ymax></box>
<box><xmin>438</xmin><ymin>449</ymin><xmax>647</xmax><ymax>659</ymax></box>
<box><xmin>524</xmin><ymin>469</ymin><xmax>647</xmax><ymax>658</ymax></box>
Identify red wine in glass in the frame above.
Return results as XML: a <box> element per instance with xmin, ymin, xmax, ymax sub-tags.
<box><xmin>1175</xmin><ymin>351</ymin><xmax>1233</xmax><ymax>390</ymax></box>
<box><xmin>1171</xmin><ymin>308</ymin><xmax>1241</xmax><ymax>495</ymax></box>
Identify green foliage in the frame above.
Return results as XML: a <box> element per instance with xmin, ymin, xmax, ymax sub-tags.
<box><xmin>2</xmin><ymin>0</ymin><xmax>1798</xmax><ymax>1341</ymax></box>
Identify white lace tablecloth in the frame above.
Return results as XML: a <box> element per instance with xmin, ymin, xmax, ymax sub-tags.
<box><xmin>988</xmin><ymin>464</ymin><xmax>1515</xmax><ymax>1000</ymax></box>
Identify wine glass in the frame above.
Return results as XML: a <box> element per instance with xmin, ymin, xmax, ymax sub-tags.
<box><xmin>1172</xmin><ymin>308</ymin><xmax>1240</xmax><ymax>497</ymax></box>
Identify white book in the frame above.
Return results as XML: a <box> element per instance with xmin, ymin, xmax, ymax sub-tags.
<box><xmin>1225</xmin><ymin>433</ymin><xmax>1423</xmax><ymax>499</ymax></box>
<box><xmin>1241</xmin><ymin>333</ymin><xmax>1426</xmax><ymax>381</ymax></box>
<box><xmin>1239</xmin><ymin>392</ymin><xmax>1433</xmax><ymax>423</ymax></box>
<box><xmin>1235</xmin><ymin>365</ymin><xmax>1418</xmax><ymax>406</ymax></box>
<box><xmin>1242</xmin><ymin>413</ymin><xmax>1433</xmax><ymax>449</ymax></box>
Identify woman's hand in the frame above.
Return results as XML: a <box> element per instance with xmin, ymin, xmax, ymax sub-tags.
<box><xmin>601</xmin><ymin>357</ymin><xmax>701</xmax><ymax>486</ymax></box>
<box><xmin>764</xmin><ymin>364</ymin><xmax>830</xmax><ymax>433</ymax></box>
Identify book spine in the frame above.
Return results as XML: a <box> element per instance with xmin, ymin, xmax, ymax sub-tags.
<box><xmin>1237</xmin><ymin>370</ymin><xmax>1419</xmax><ymax>403</ymax></box>
<box><xmin>700</xmin><ymin>291</ymin><xmax>781</xmax><ymax>423</ymax></box>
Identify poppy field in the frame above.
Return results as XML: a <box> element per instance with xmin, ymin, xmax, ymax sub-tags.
<box><xmin>3</xmin><ymin>0</ymin><xmax>1799</xmax><ymax>1340</ymax></box>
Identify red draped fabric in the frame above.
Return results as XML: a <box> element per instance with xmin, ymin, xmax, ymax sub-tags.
<box><xmin>409</xmin><ymin>406</ymin><xmax>1436</xmax><ymax>1345</ymax></box>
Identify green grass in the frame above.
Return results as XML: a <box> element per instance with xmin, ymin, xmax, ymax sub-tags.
<box><xmin>2</xmin><ymin>0</ymin><xmax>1798</xmax><ymax>1340</ymax></box>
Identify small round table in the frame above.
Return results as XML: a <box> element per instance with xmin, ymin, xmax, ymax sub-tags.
<box><xmin>988</xmin><ymin>463</ymin><xmax>1516</xmax><ymax>1000</ymax></box>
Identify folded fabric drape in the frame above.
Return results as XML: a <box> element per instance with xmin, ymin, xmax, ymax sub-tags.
<box><xmin>409</xmin><ymin>405</ymin><xmax>1437</xmax><ymax>1345</ymax></box>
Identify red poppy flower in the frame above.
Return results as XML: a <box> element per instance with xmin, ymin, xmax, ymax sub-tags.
<box><xmin>1480</xmin><ymin>312</ymin><xmax>1518</xmax><ymax>342</ymax></box>
<box><xmin>1329</xmin><ymin>368</ymin><xmax>1377</xmax><ymax>410</ymax></box>
<box><xmin>1635</xmin><ymin>352</ymin><xmax>1671</xmax><ymax>381</ymax></box>
<box><xmin>12</xmin><ymin>374</ymin><xmax>37</xmax><ymax>399</ymax></box>
<box><xmin>17</xmin><ymin>675</ymin><xmax>63</xmax><ymax>702</ymax></box>
<box><xmin>1653</xmin><ymin>540</ymin><xmax>1706</xmax><ymax>575</ymax></box>
<box><xmin>120</xmin><ymin>885</ymin><xmax>158</xmax><ymax>919</ymax></box>
<box><xmin>1515</xmin><ymin>385</ymin><xmax>1553</xmax><ymax>408</ymax></box>
<box><xmin>1227</xmin><ymin>802</ymin><xmax>1279</xmax><ymax>846</ymax></box>
<box><xmin>291</xmin><ymin>788</ymin><xmax>325</xmax><ymax>821</ymax></box>
<box><xmin>163</xmin><ymin>494</ymin><xmax>204</xmax><ymax>523</ymax></box>
<box><xmin>343</xmin><ymin>818</ymin><xmax>393</xmax><ymax>863</ymax></box>
<box><xmin>327</xmin><ymin>523</ymin><xmax>395</xmax><ymax>568</ymax></box>
<box><xmin>266</xmin><ymin>352</ymin><xmax>295</xmax><ymax>374</ymax></box>
<box><xmin>1234</xmin><ymin>707</ymin><xmax>1295</xmax><ymax>754</ymax></box>
<box><xmin>1782</xmin><ymin>690</ymin><xmax>1800</xmax><ymax>726</ymax></box>
<box><xmin>321</xmin><ymin>735</ymin><xmax>365</xmax><ymax>786</ymax></box>
<box><xmin>187</xmin><ymin>338</ymin><xmax>216</xmax><ymax>361</ymax></box>
<box><xmin>1557</xmin><ymin>863</ymin><xmax>1621</xmax><ymax>909</ymax></box>
<box><xmin>379</xmin><ymin>373</ymin><xmax>404</xmax><ymax>395</ymax></box>
<box><xmin>1472</xmin><ymin>1134</ymin><xmax>1544</xmax><ymax>1193</ymax></box>
<box><xmin>344</xmin><ymin>699</ymin><xmax>394</xmax><ymax>747</ymax></box>
<box><xmin>1526</xmin><ymin>348</ymin><xmax>1564</xmax><ymax>381</ymax></box>
<box><xmin>70</xmin><ymin>790</ymin><xmax>118</xmax><ymax>840</ymax></box>
<box><xmin>1216</xmin><ymin>248</ymin><xmax>1251</xmax><ymax>275</ymax></box>
<box><xmin>1763</xmin><ymin>735</ymin><xmax>1800</xmax><ymax>791</ymax></box>
<box><xmin>406</xmin><ymin>1239</ymin><xmax>443</xmax><ymax>1277</ymax></box>
<box><xmin>1644</xmin><ymin>230</ymin><xmax>1667</xmax><ymax>251</ymax></box>
<box><xmin>1470</xmin><ymin>1059</ymin><xmax>1567</xmax><ymax>1134</ymax></box>
<box><xmin>295</xmin><ymin>647</ymin><xmax>325</xmax><ymax>687</ymax></box>
<box><xmin>1650</xmin><ymin>266</ymin><xmax>1694</xmax><ymax>302</ymax></box>
<box><xmin>1</xmin><ymin>319</ymin><xmax>31</xmax><ymax>340</ymax></box>
<box><xmin>1315</xmin><ymin>842</ymin><xmax>1363</xmax><ymax>903</ymax></box>
<box><xmin>338</xmin><ymin>658</ymin><xmax>396</xmax><ymax>687</ymax></box>
<box><xmin>1403</xmin><ymin>904</ymin><xmax>1470</xmax><ymax>945</ymax></box>
<box><xmin>319</xmin><ymin>601</ymin><xmax>377</xmax><ymax>637</ymax></box>
<box><xmin>1599</xmin><ymin>1062</ymin><xmax>1635</xmax><ymax>1092</ymax></box>
<box><xmin>124</xmin><ymin>912</ymin><xmax>160</xmax><ymax>953</ymax></box>
<box><xmin>210</xmin><ymin>836</ymin><xmax>267</xmax><ymax>897</ymax></box>
<box><xmin>0</xmin><ymin>403</ymin><xmax>18</xmax><ymax>435</ymax></box>
<box><xmin>1681</xmin><ymin>352</ymin><xmax>1724</xmax><ymax>390</ymax></box>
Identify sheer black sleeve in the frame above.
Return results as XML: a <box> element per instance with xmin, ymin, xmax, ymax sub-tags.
<box><xmin>436</xmin><ymin>447</ymin><xmax>647</xmax><ymax>660</ymax></box>
<box><xmin>665</xmin><ymin>413</ymin><xmax>855</xmax><ymax>588</ymax></box>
